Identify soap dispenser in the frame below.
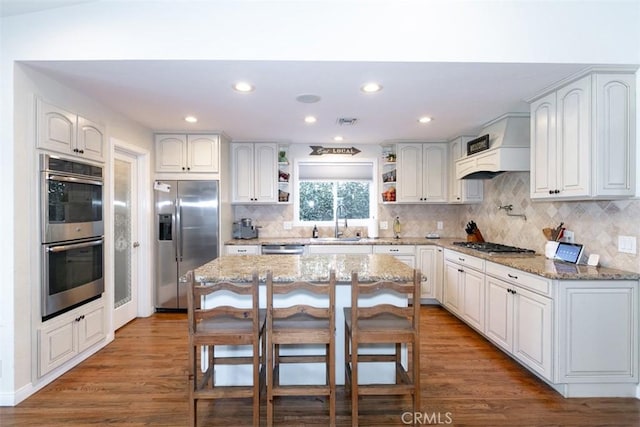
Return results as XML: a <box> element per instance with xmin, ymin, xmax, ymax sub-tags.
<box><xmin>393</xmin><ymin>216</ymin><xmax>401</xmax><ymax>239</ymax></box>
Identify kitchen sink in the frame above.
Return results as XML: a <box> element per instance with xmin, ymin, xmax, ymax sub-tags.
<box><xmin>314</xmin><ymin>237</ymin><xmax>361</xmax><ymax>242</ymax></box>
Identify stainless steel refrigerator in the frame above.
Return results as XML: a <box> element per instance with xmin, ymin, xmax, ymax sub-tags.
<box><xmin>155</xmin><ymin>180</ymin><xmax>219</xmax><ymax>310</ymax></box>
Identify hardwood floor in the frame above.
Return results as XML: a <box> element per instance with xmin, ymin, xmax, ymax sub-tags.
<box><xmin>2</xmin><ymin>306</ymin><xmax>639</xmax><ymax>426</ymax></box>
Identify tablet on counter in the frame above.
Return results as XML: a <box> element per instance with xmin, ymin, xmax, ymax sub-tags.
<box><xmin>554</xmin><ymin>242</ymin><xmax>584</xmax><ymax>264</ymax></box>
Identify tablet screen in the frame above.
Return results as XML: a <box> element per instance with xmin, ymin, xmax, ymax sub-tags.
<box><xmin>554</xmin><ymin>243</ymin><xmax>583</xmax><ymax>264</ymax></box>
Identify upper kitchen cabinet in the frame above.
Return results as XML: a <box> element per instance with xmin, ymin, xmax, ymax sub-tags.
<box><xmin>448</xmin><ymin>137</ymin><xmax>483</xmax><ymax>204</ymax></box>
<box><xmin>231</xmin><ymin>142</ymin><xmax>278</xmax><ymax>203</ymax></box>
<box><xmin>155</xmin><ymin>134</ymin><xmax>220</xmax><ymax>173</ymax></box>
<box><xmin>530</xmin><ymin>70</ymin><xmax>636</xmax><ymax>200</ymax></box>
<box><xmin>396</xmin><ymin>143</ymin><xmax>448</xmax><ymax>203</ymax></box>
<box><xmin>37</xmin><ymin>98</ymin><xmax>105</xmax><ymax>163</ymax></box>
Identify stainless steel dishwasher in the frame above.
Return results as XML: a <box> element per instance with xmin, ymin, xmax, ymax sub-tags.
<box><xmin>261</xmin><ymin>244</ymin><xmax>306</xmax><ymax>255</ymax></box>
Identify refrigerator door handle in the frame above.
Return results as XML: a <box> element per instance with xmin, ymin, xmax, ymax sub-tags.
<box><xmin>177</xmin><ymin>198</ymin><xmax>184</xmax><ymax>262</ymax></box>
<box><xmin>174</xmin><ymin>200</ymin><xmax>180</xmax><ymax>262</ymax></box>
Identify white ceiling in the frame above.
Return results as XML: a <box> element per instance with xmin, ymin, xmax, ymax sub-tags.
<box><xmin>23</xmin><ymin>60</ymin><xmax>593</xmax><ymax>144</ymax></box>
<box><xmin>0</xmin><ymin>0</ymin><xmax>98</xmax><ymax>17</ymax></box>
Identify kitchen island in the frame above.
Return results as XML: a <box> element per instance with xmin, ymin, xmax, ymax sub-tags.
<box><xmin>189</xmin><ymin>254</ymin><xmax>416</xmax><ymax>386</ymax></box>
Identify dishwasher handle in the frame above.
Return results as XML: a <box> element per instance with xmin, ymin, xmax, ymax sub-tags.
<box><xmin>261</xmin><ymin>245</ymin><xmax>305</xmax><ymax>255</ymax></box>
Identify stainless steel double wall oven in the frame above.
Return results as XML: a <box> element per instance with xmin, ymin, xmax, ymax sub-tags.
<box><xmin>40</xmin><ymin>154</ymin><xmax>104</xmax><ymax>320</ymax></box>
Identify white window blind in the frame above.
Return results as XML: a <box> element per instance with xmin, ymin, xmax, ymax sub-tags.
<box><xmin>298</xmin><ymin>162</ymin><xmax>374</xmax><ymax>180</ymax></box>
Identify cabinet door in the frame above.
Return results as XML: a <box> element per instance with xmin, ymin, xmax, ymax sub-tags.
<box><xmin>422</xmin><ymin>143</ymin><xmax>447</xmax><ymax>202</ymax></box>
<box><xmin>77</xmin><ymin>116</ymin><xmax>105</xmax><ymax>162</ymax></box>
<box><xmin>485</xmin><ymin>276</ymin><xmax>513</xmax><ymax>352</ymax></box>
<box><xmin>37</xmin><ymin>98</ymin><xmax>77</xmax><ymax>154</ymax></box>
<box><xmin>594</xmin><ymin>73</ymin><xmax>635</xmax><ymax>197</ymax></box>
<box><xmin>78</xmin><ymin>305</ymin><xmax>106</xmax><ymax>352</ymax></box>
<box><xmin>39</xmin><ymin>320</ymin><xmax>78</xmax><ymax>376</ymax></box>
<box><xmin>253</xmin><ymin>143</ymin><xmax>278</xmax><ymax>202</ymax></box>
<box><xmin>231</xmin><ymin>143</ymin><xmax>255</xmax><ymax>203</ymax></box>
<box><xmin>556</xmin><ymin>76</ymin><xmax>591</xmax><ymax>198</ymax></box>
<box><xmin>417</xmin><ymin>247</ymin><xmax>435</xmax><ymax>298</ymax></box>
<box><xmin>443</xmin><ymin>260</ymin><xmax>462</xmax><ymax>315</ymax></box>
<box><xmin>512</xmin><ymin>286</ymin><xmax>553</xmax><ymax>380</ymax></box>
<box><xmin>187</xmin><ymin>135</ymin><xmax>219</xmax><ymax>173</ymax></box>
<box><xmin>156</xmin><ymin>135</ymin><xmax>188</xmax><ymax>172</ymax></box>
<box><xmin>530</xmin><ymin>91</ymin><xmax>557</xmax><ymax>199</ymax></box>
<box><xmin>461</xmin><ymin>267</ymin><xmax>485</xmax><ymax>332</ymax></box>
<box><xmin>396</xmin><ymin>144</ymin><xmax>423</xmax><ymax>202</ymax></box>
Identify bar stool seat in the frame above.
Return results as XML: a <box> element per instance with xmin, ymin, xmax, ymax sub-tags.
<box><xmin>266</xmin><ymin>270</ymin><xmax>336</xmax><ymax>426</ymax></box>
<box><xmin>187</xmin><ymin>270</ymin><xmax>266</xmax><ymax>427</ymax></box>
<box><xmin>344</xmin><ymin>269</ymin><xmax>421</xmax><ymax>426</ymax></box>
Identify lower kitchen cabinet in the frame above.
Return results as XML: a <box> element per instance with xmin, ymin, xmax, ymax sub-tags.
<box><xmin>416</xmin><ymin>246</ymin><xmax>443</xmax><ymax>300</ymax></box>
<box><xmin>38</xmin><ymin>301</ymin><xmax>106</xmax><ymax>377</ymax></box>
<box><xmin>443</xmin><ymin>249</ymin><xmax>485</xmax><ymax>332</ymax></box>
<box><xmin>485</xmin><ymin>275</ymin><xmax>553</xmax><ymax>381</ymax></box>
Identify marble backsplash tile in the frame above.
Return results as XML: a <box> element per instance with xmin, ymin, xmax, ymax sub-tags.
<box><xmin>233</xmin><ymin>171</ymin><xmax>640</xmax><ymax>273</ymax></box>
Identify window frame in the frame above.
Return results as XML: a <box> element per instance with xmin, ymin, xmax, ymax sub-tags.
<box><xmin>293</xmin><ymin>158</ymin><xmax>378</xmax><ymax>227</ymax></box>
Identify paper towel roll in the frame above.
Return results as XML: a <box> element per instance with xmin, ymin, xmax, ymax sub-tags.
<box><xmin>368</xmin><ymin>218</ymin><xmax>379</xmax><ymax>239</ymax></box>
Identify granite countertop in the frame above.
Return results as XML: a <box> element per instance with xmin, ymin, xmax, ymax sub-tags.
<box><xmin>225</xmin><ymin>237</ymin><xmax>640</xmax><ymax>281</ymax></box>
<box><xmin>191</xmin><ymin>254</ymin><xmax>415</xmax><ymax>284</ymax></box>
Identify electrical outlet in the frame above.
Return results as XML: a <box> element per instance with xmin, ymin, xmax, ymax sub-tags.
<box><xmin>563</xmin><ymin>230</ymin><xmax>574</xmax><ymax>243</ymax></box>
<box><xmin>283</xmin><ymin>221</ymin><xmax>292</xmax><ymax>230</ymax></box>
<box><xmin>437</xmin><ymin>221</ymin><xmax>443</xmax><ymax>230</ymax></box>
<box><xmin>380</xmin><ymin>221</ymin><xmax>388</xmax><ymax>230</ymax></box>
<box><xmin>618</xmin><ymin>236</ymin><xmax>637</xmax><ymax>254</ymax></box>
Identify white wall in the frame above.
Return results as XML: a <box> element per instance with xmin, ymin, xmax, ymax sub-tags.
<box><xmin>1</xmin><ymin>0</ymin><xmax>640</xmax><ymax>404</ymax></box>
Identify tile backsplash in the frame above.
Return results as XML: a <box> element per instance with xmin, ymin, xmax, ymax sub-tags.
<box><xmin>233</xmin><ymin>171</ymin><xmax>640</xmax><ymax>273</ymax></box>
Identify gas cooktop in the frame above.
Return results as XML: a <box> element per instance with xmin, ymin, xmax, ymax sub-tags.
<box><xmin>453</xmin><ymin>241</ymin><xmax>536</xmax><ymax>255</ymax></box>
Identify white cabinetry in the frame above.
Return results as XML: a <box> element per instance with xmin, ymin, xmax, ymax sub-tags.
<box><xmin>372</xmin><ymin>245</ymin><xmax>415</xmax><ymax>267</ymax></box>
<box><xmin>37</xmin><ymin>98</ymin><xmax>105</xmax><ymax>162</ymax></box>
<box><xmin>448</xmin><ymin>137</ymin><xmax>483</xmax><ymax>203</ymax></box>
<box><xmin>38</xmin><ymin>301</ymin><xmax>106</xmax><ymax>377</ymax></box>
<box><xmin>231</xmin><ymin>142</ymin><xmax>278</xmax><ymax>203</ymax></box>
<box><xmin>443</xmin><ymin>250</ymin><xmax>485</xmax><ymax>332</ymax></box>
<box><xmin>155</xmin><ymin>134</ymin><xmax>220</xmax><ymax>173</ymax></box>
<box><xmin>396</xmin><ymin>143</ymin><xmax>447</xmax><ymax>203</ymax></box>
<box><xmin>530</xmin><ymin>71</ymin><xmax>635</xmax><ymax>200</ymax></box>
<box><xmin>485</xmin><ymin>265</ymin><xmax>553</xmax><ymax>381</ymax></box>
<box><xmin>416</xmin><ymin>246</ymin><xmax>443</xmax><ymax>300</ymax></box>
<box><xmin>226</xmin><ymin>245</ymin><xmax>260</xmax><ymax>255</ymax></box>
<box><xmin>307</xmin><ymin>245</ymin><xmax>372</xmax><ymax>255</ymax></box>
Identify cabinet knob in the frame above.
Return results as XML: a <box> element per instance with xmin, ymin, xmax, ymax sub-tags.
<box><xmin>182</xmin><ymin>167</ymin><xmax>186</xmax><ymax>171</ymax></box>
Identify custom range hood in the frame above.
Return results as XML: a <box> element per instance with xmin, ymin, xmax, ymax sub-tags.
<box><xmin>456</xmin><ymin>113</ymin><xmax>530</xmax><ymax>180</ymax></box>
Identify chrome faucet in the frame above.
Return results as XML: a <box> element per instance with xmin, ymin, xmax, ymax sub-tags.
<box><xmin>335</xmin><ymin>204</ymin><xmax>347</xmax><ymax>238</ymax></box>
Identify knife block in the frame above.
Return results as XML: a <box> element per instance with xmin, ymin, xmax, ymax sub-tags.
<box><xmin>467</xmin><ymin>229</ymin><xmax>485</xmax><ymax>243</ymax></box>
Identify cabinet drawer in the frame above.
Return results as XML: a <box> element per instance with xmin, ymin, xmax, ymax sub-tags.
<box><xmin>373</xmin><ymin>245</ymin><xmax>415</xmax><ymax>255</ymax></box>
<box><xmin>444</xmin><ymin>249</ymin><xmax>484</xmax><ymax>271</ymax></box>
<box><xmin>486</xmin><ymin>261</ymin><xmax>551</xmax><ymax>297</ymax></box>
<box><xmin>226</xmin><ymin>245</ymin><xmax>260</xmax><ymax>255</ymax></box>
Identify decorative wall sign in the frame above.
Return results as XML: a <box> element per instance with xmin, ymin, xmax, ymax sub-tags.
<box><xmin>309</xmin><ymin>146</ymin><xmax>361</xmax><ymax>156</ymax></box>
<box><xmin>466</xmin><ymin>134</ymin><xmax>490</xmax><ymax>156</ymax></box>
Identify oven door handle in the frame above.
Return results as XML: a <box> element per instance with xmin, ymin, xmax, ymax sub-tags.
<box><xmin>46</xmin><ymin>238</ymin><xmax>103</xmax><ymax>252</ymax></box>
<box><xmin>47</xmin><ymin>174</ymin><xmax>103</xmax><ymax>186</ymax></box>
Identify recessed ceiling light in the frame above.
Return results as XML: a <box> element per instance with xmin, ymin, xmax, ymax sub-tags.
<box><xmin>333</xmin><ymin>136</ymin><xmax>344</xmax><ymax>142</ymax></box>
<box><xmin>418</xmin><ymin>116</ymin><xmax>433</xmax><ymax>124</ymax></box>
<box><xmin>361</xmin><ymin>82</ymin><xmax>382</xmax><ymax>93</ymax></box>
<box><xmin>233</xmin><ymin>81</ymin><xmax>254</xmax><ymax>93</ymax></box>
<box><xmin>184</xmin><ymin>115</ymin><xmax>198</xmax><ymax>123</ymax></box>
<box><xmin>304</xmin><ymin>116</ymin><xmax>317</xmax><ymax>124</ymax></box>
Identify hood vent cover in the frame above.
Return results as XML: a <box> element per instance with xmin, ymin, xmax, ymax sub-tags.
<box><xmin>456</xmin><ymin>113</ymin><xmax>530</xmax><ymax>180</ymax></box>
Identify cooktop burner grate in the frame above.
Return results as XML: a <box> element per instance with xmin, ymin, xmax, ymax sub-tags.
<box><xmin>453</xmin><ymin>241</ymin><xmax>535</xmax><ymax>254</ymax></box>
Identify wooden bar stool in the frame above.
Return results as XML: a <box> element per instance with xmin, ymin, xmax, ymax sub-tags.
<box><xmin>266</xmin><ymin>270</ymin><xmax>336</xmax><ymax>427</ymax></box>
<box><xmin>344</xmin><ymin>269</ymin><xmax>421</xmax><ymax>426</ymax></box>
<box><xmin>186</xmin><ymin>270</ymin><xmax>266</xmax><ymax>427</ymax></box>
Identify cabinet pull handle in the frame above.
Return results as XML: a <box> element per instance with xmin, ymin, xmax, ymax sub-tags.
<box><xmin>507</xmin><ymin>273</ymin><xmax>518</xmax><ymax>279</ymax></box>
<box><xmin>457</xmin><ymin>268</ymin><xmax>464</xmax><ymax>273</ymax></box>
<box><xmin>458</xmin><ymin>257</ymin><xmax>465</xmax><ymax>262</ymax></box>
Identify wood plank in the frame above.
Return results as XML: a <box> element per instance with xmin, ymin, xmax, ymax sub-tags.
<box><xmin>1</xmin><ymin>308</ymin><xmax>640</xmax><ymax>426</ymax></box>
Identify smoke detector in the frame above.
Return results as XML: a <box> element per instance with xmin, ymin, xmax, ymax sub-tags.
<box><xmin>337</xmin><ymin>117</ymin><xmax>358</xmax><ymax>126</ymax></box>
